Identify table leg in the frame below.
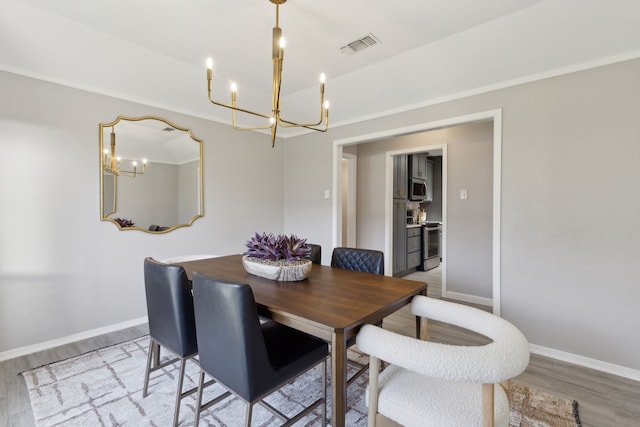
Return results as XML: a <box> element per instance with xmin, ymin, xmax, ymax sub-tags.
<box><xmin>416</xmin><ymin>286</ymin><xmax>429</xmax><ymax>340</ymax></box>
<box><xmin>331</xmin><ymin>330</ymin><xmax>347</xmax><ymax>427</ymax></box>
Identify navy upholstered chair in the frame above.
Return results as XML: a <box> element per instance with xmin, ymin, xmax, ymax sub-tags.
<box><xmin>142</xmin><ymin>257</ymin><xmax>208</xmax><ymax>426</ymax></box>
<box><xmin>306</xmin><ymin>243</ymin><xmax>322</xmax><ymax>265</ymax></box>
<box><xmin>191</xmin><ymin>272</ymin><xmax>329</xmax><ymax>427</ymax></box>
<box><xmin>331</xmin><ymin>247</ymin><xmax>384</xmax><ymax>275</ymax></box>
<box><xmin>330</xmin><ymin>247</ymin><xmax>385</xmax><ymax>384</ymax></box>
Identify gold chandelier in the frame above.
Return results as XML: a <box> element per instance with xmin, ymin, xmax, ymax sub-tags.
<box><xmin>206</xmin><ymin>0</ymin><xmax>329</xmax><ymax>147</ymax></box>
<box><xmin>102</xmin><ymin>126</ymin><xmax>147</xmax><ymax>178</ymax></box>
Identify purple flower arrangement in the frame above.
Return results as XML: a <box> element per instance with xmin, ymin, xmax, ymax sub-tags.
<box><xmin>114</xmin><ymin>217</ymin><xmax>135</xmax><ymax>228</ymax></box>
<box><xmin>244</xmin><ymin>232</ymin><xmax>311</xmax><ymax>262</ymax></box>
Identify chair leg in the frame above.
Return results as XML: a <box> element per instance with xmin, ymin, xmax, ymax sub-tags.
<box><xmin>322</xmin><ymin>358</ymin><xmax>327</xmax><ymax>427</ymax></box>
<box><xmin>368</xmin><ymin>356</ymin><xmax>380</xmax><ymax>427</ymax></box>
<box><xmin>193</xmin><ymin>370</ymin><xmax>206</xmax><ymax>427</ymax></box>
<box><xmin>245</xmin><ymin>402</ymin><xmax>253</xmax><ymax>427</ymax></box>
<box><xmin>172</xmin><ymin>357</ymin><xmax>188</xmax><ymax>427</ymax></box>
<box><xmin>142</xmin><ymin>337</ymin><xmax>156</xmax><ymax>397</ymax></box>
<box><xmin>482</xmin><ymin>383</ymin><xmax>495</xmax><ymax>427</ymax></box>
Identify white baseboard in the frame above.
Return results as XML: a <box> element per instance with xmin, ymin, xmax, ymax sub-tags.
<box><xmin>530</xmin><ymin>343</ymin><xmax>640</xmax><ymax>382</ymax></box>
<box><xmin>445</xmin><ymin>291</ymin><xmax>492</xmax><ymax>307</ymax></box>
<box><xmin>442</xmin><ymin>293</ymin><xmax>640</xmax><ymax>382</ymax></box>
<box><xmin>0</xmin><ymin>316</ymin><xmax>148</xmax><ymax>362</ymax></box>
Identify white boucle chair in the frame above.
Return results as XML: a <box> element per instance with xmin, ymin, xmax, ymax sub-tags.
<box><xmin>356</xmin><ymin>295</ymin><xmax>530</xmax><ymax>427</ymax></box>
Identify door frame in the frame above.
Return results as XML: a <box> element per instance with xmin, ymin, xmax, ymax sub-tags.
<box><xmin>342</xmin><ymin>153</ymin><xmax>357</xmax><ymax>247</ymax></box>
<box><xmin>332</xmin><ymin>109</ymin><xmax>503</xmax><ymax>315</ymax></box>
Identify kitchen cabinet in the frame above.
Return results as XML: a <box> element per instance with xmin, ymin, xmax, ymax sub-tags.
<box><xmin>393</xmin><ymin>155</ymin><xmax>408</xmax><ymax>199</ymax></box>
<box><xmin>410</xmin><ymin>154</ymin><xmax>428</xmax><ymax>180</ymax></box>
<box><xmin>393</xmin><ymin>200</ymin><xmax>407</xmax><ymax>274</ymax></box>
<box><xmin>406</xmin><ymin>226</ymin><xmax>421</xmax><ymax>269</ymax></box>
<box><xmin>426</xmin><ymin>159</ymin><xmax>434</xmax><ymax>202</ymax></box>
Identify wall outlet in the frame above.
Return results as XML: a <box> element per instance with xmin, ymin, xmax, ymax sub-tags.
<box><xmin>460</xmin><ymin>189</ymin><xmax>468</xmax><ymax>200</ymax></box>
<box><xmin>324</xmin><ymin>189</ymin><xmax>330</xmax><ymax>199</ymax></box>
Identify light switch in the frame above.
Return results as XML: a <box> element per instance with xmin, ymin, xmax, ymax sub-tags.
<box><xmin>324</xmin><ymin>189</ymin><xmax>330</xmax><ymax>199</ymax></box>
<box><xmin>460</xmin><ymin>189</ymin><xmax>468</xmax><ymax>200</ymax></box>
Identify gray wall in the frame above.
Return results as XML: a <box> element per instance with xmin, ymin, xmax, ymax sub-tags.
<box><xmin>283</xmin><ymin>58</ymin><xmax>640</xmax><ymax>372</ymax></box>
<box><xmin>0</xmin><ymin>70</ymin><xmax>285</xmax><ymax>354</ymax></box>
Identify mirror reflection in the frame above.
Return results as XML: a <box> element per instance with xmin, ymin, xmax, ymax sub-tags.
<box><xmin>99</xmin><ymin>116</ymin><xmax>203</xmax><ymax>233</ymax></box>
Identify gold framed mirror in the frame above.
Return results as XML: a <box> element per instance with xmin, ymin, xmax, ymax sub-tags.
<box><xmin>99</xmin><ymin>116</ymin><xmax>203</xmax><ymax>233</ymax></box>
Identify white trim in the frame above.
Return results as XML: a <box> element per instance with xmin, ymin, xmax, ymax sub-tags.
<box><xmin>331</xmin><ymin>144</ymin><xmax>342</xmax><ymax>251</ymax></box>
<box><xmin>492</xmin><ymin>115</ymin><xmax>502</xmax><ymax>316</ymax></box>
<box><xmin>342</xmin><ymin>153</ymin><xmax>357</xmax><ymax>247</ymax></box>
<box><xmin>0</xmin><ymin>317</ymin><xmax>148</xmax><ymax>362</ymax></box>
<box><xmin>332</xmin><ymin>109</ymin><xmax>502</xmax><ymax>314</ymax></box>
<box><xmin>441</xmin><ymin>146</ymin><xmax>448</xmax><ymax>299</ymax></box>
<box><xmin>530</xmin><ymin>344</ymin><xmax>640</xmax><ymax>382</ymax></box>
<box><xmin>445</xmin><ymin>291</ymin><xmax>493</xmax><ymax>307</ymax></box>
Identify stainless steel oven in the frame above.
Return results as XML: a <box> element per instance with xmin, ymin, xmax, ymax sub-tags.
<box><xmin>422</xmin><ymin>224</ymin><xmax>441</xmax><ymax>271</ymax></box>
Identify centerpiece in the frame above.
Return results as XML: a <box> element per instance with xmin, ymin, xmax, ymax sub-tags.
<box><xmin>242</xmin><ymin>232</ymin><xmax>313</xmax><ymax>281</ymax></box>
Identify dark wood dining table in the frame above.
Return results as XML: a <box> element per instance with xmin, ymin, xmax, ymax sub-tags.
<box><xmin>175</xmin><ymin>254</ymin><xmax>427</xmax><ymax>427</ymax></box>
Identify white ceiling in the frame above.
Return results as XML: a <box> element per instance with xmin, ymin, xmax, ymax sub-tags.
<box><xmin>3</xmin><ymin>0</ymin><xmax>640</xmax><ymax>138</ymax></box>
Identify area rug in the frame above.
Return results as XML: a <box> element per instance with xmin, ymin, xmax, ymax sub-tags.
<box><xmin>509</xmin><ymin>382</ymin><xmax>582</xmax><ymax>427</ymax></box>
<box><xmin>22</xmin><ymin>336</ymin><xmax>580</xmax><ymax>426</ymax></box>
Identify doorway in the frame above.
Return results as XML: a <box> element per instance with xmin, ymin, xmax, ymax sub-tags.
<box><xmin>332</xmin><ymin>109</ymin><xmax>503</xmax><ymax>315</ymax></box>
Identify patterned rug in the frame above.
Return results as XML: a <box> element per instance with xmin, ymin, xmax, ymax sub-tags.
<box><xmin>509</xmin><ymin>382</ymin><xmax>582</xmax><ymax>427</ymax></box>
<box><xmin>22</xmin><ymin>336</ymin><xmax>581</xmax><ymax>426</ymax></box>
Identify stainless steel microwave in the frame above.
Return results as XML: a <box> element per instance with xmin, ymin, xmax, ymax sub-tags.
<box><xmin>410</xmin><ymin>178</ymin><xmax>427</xmax><ymax>201</ymax></box>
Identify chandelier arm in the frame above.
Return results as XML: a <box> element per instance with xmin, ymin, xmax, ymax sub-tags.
<box><xmin>232</xmin><ymin>123</ymin><xmax>275</xmax><ymax>131</ymax></box>
<box><xmin>277</xmin><ymin>115</ymin><xmax>325</xmax><ymax>128</ymax></box>
<box><xmin>230</xmin><ymin>91</ymin><xmax>273</xmax><ymax>131</ymax></box>
<box><xmin>207</xmin><ymin>96</ymin><xmax>273</xmax><ymax>121</ymax></box>
<box><xmin>276</xmin><ymin>77</ymin><xmax>326</xmax><ymax>128</ymax></box>
<box><xmin>279</xmin><ymin>121</ymin><xmax>329</xmax><ymax>132</ymax></box>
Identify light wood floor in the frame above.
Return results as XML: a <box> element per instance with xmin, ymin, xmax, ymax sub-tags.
<box><xmin>2</xmin><ymin>267</ymin><xmax>639</xmax><ymax>426</ymax></box>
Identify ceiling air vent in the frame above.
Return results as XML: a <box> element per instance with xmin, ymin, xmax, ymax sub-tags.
<box><xmin>340</xmin><ymin>33</ymin><xmax>381</xmax><ymax>55</ymax></box>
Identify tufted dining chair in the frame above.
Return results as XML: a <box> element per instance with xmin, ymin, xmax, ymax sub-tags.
<box><xmin>356</xmin><ymin>295</ymin><xmax>530</xmax><ymax>427</ymax></box>
<box><xmin>331</xmin><ymin>247</ymin><xmax>384</xmax><ymax>275</ymax></box>
<box><xmin>330</xmin><ymin>247</ymin><xmax>385</xmax><ymax>384</ymax></box>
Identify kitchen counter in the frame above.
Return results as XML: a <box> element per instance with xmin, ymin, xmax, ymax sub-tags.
<box><xmin>408</xmin><ymin>222</ymin><xmax>442</xmax><ymax>228</ymax></box>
